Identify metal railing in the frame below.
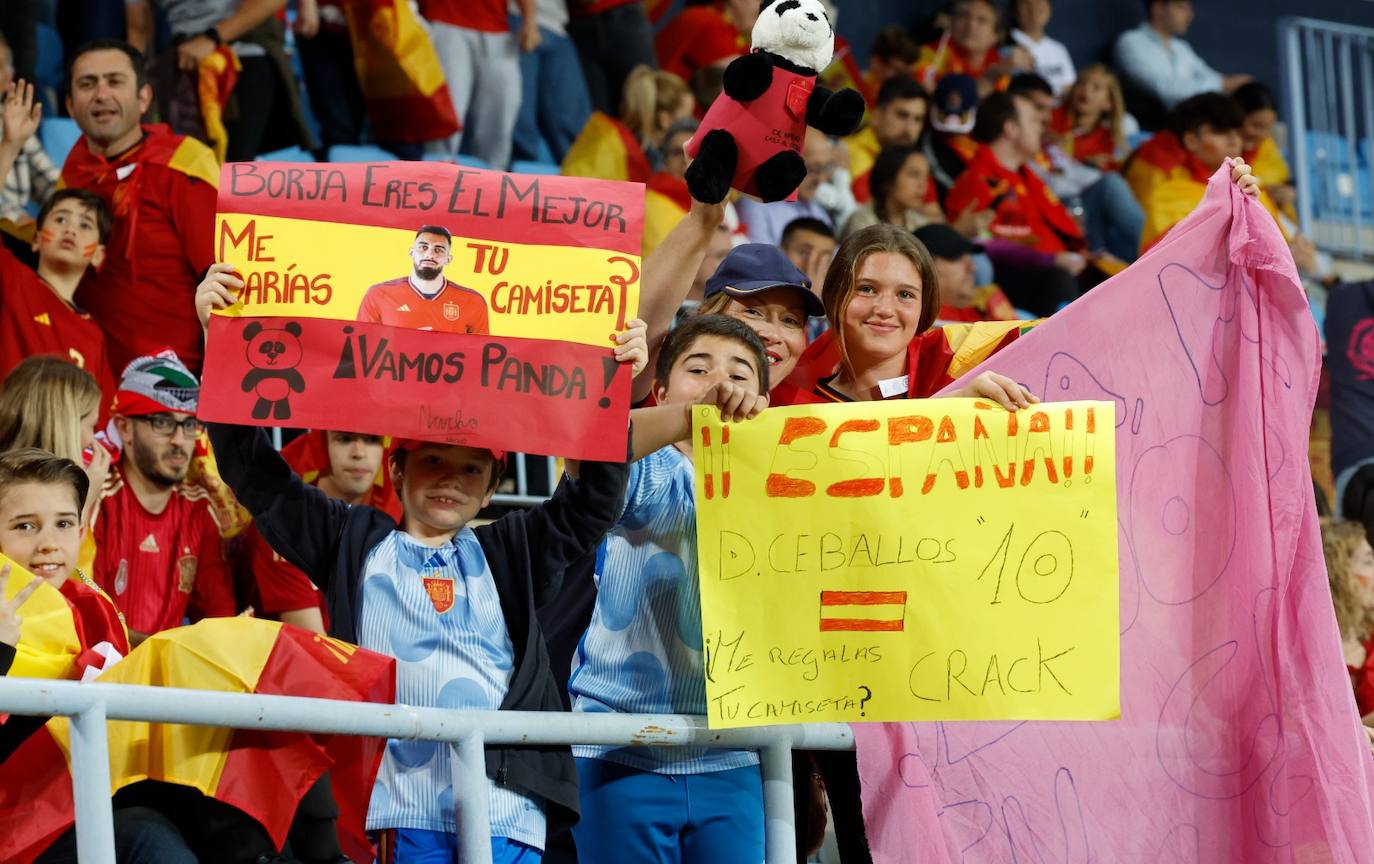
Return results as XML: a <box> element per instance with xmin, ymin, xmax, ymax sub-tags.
<box><xmin>0</xmin><ymin>677</ymin><xmax>853</xmax><ymax>864</ymax></box>
<box><xmin>492</xmin><ymin>452</ymin><xmax>559</xmax><ymax>507</ymax></box>
<box><xmin>1280</xmin><ymin>16</ymin><xmax>1374</xmax><ymax>258</ymax></box>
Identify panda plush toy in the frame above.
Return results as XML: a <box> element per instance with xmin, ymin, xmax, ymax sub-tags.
<box><xmin>684</xmin><ymin>0</ymin><xmax>865</xmax><ymax>205</ymax></box>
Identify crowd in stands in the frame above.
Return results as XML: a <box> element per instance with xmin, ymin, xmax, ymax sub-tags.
<box><xmin>0</xmin><ymin>0</ymin><xmax>1367</xmax><ymax>862</ymax></box>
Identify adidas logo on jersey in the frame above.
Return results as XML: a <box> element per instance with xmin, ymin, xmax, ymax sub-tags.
<box><xmin>33</xmin><ymin>313</ymin><xmax>51</xmax><ymax>326</ymax></box>
<box><xmin>396</xmin><ymin>304</ymin><xmax>411</xmax><ymax>312</ymax></box>
<box><xmin>139</xmin><ymin>533</ymin><xmax>160</xmax><ymax>553</ymax></box>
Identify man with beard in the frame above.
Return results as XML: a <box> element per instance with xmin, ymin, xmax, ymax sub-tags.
<box><xmin>59</xmin><ymin>40</ymin><xmax>220</xmax><ymax>376</ymax></box>
<box><xmin>91</xmin><ymin>351</ymin><xmax>235</xmax><ymax>645</ymax></box>
<box><xmin>356</xmin><ymin>225</ymin><xmax>491</xmax><ymax>334</ymax></box>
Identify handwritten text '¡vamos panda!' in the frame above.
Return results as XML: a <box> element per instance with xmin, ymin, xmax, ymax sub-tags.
<box><xmin>331</xmin><ymin>328</ymin><xmax>593</xmax><ymax>400</ymax></box>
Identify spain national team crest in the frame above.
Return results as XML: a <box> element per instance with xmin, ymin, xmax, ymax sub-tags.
<box><xmin>176</xmin><ymin>552</ymin><xmax>199</xmax><ymax>594</ymax></box>
<box><xmin>442</xmin><ymin>300</ymin><xmax>461</xmax><ymax>322</ymax></box>
<box><xmin>424</xmin><ymin>573</ymin><xmax>455</xmax><ymax>614</ymax></box>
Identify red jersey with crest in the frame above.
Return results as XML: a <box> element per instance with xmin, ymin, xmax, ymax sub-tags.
<box><xmin>90</xmin><ymin>465</ymin><xmax>235</xmax><ymax>635</ymax></box>
<box><xmin>686</xmin><ymin>59</ymin><xmax>814</xmax><ymax>201</ymax></box>
<box><xmin>356</xmin><ymin>277</ymin><xmax>490</xmax><ymax>334</ymax></box>
<box><xmin>0</xmin><ymin>244</ymin><xmax>116</xmax><ymax>417</ymax></box>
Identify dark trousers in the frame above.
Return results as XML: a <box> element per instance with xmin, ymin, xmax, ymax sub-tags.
<box><xmin>37</xmin><ymin>807</ymin><xmax>197</xmax><ymax>864</ymax></box>
<box><xmin>224</xmin><ymin>55</ymin><xmax>284</xmax><ymax>162</ymax></box>
<box><xmin>993</xmin><ymin>260</ymin><xmax>1082</xmax><ymax>318</ymax></box>
<box><xmin>297</xmin><ymin>26</ymin><xmax>366</xmax><ymax>153</ymax></box>
<box><xmin>567</xmin><ymin>3</ymin><xmax>657</xmax><ymax>115</ymax></box>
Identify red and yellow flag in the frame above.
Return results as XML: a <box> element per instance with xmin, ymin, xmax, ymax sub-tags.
<box><xmin>1</xmin><ymin>553</ymin><xmax>81</xmax><ymax>681</ymax></box>
<box><xmin>0</xmin><ymin>618</ymin><xmax>395</xmax><ymax>864</ymax></box>
<box><xmin>344</xmin><ymin>0</ymin><xmax>461</xmax><ymax>142</ymax></box>
<box><xmin>562</xmin><ymin>112</ymin><xmax>651</xmax><ymax>184</ymax></box>
<box><xmin>198</xmin><ymin>45</ymin><xmax>242</xmax><ymax>163</ymax></box>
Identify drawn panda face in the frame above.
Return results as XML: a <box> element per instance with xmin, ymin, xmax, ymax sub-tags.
<box><xmin>242</xmin><ymin>320</ymin><xmax>304</xmax><ymax>369</ymax></box>
<box><xmin>753</xmin><ymin>0</ymin><xmax>836</xmax><ymax>74</ymax></box>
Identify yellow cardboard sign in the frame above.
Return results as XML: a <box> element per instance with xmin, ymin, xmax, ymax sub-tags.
<box><xmin>693</xmin><ymin>399</ymin><xmax>1119</xmax><ymax>728</ymax></box>
<box><xmin>214</xmin><ymin>214</ymin><xmax>640</xmax><ymax>344</ymax></box>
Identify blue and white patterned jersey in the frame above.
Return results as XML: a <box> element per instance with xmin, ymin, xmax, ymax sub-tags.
<box><xmin>358</xmin><ymin>528</ymin><xmax>546</xmax><ymax>848</ymax></box>
<box><xmin>569</xmin><ymin>446</ymin><xmax>758</xmax><ymax>775</ymax></box>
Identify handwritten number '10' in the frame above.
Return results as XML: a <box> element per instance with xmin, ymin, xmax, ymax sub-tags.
<box><xmin>978</xmin><ymin>525</ymin><xmax>1074</xmax><ymax>605</ymax></box>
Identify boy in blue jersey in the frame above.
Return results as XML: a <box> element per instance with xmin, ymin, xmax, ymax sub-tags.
<box><xmin>195</xmin><ymin>274</ymin><xmax>646</xmax><ymax>864</ymax></box>
<box><xmin>569</xmin><ymin>314</ymin><xmax>772</xmax><ymax>864</ymax></box>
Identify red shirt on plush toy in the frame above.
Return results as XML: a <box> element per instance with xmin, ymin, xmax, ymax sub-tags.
<box><xmin>684</xmin><ymin>0</ymin><xmax>865</xmax><ymax>205</ymax></box>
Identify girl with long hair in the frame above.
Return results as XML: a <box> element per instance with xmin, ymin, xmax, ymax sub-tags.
<box><xmin>0</xmin><ymin>356</ymin><xmax>111</xmax><ymax>529</ymax></box>
<box><xmin>1052</xmin><ymin>64</ymin><xmax>1128</xmax><ymax>171</ymax></box>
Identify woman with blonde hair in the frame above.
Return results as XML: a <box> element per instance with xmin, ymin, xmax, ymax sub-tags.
<box><xmin>0</xmin><ymin>355</ymin><xmax>111</xmax><ymax>528</ymax></box>
<box><xmin>1052</xmin><ymin>64</ymin><xmax>1128</xmax><ymax>171</ymax></box>
<box><xmin>1322</xmin><ymin>519</ymin><xmax>1374</xmax><ymax>717</ymax></box>
<box><xmin>561</xmin><ymin>65</ymin><xmax>695</xmax><ymax>183</ymax></box>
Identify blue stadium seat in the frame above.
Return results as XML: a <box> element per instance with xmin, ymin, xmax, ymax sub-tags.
<box><xmin>510</xmin><ymin>160</ymin><xmax>561</xmax><ymax>176</ymax></box>
<box><xmin>39</xmin><ymin>118</ymin><xmax>82</xmax><ymax>166</ymax></box>
<box><xmin>1305</xmin><ymin>130</ymin><xmax>1372</xmax><ymax>220</ymax></box>
<box><xmin>256</xmin><ymin>146</ymin><xmax>316</xmax><ymax>162</ymax></box>
<box><xmin>422</xmin><ymin>152</ymin><xmax>492</xmax><ymax>169</ymax></box>
<box><xmin>327</xmin><ymin>144</ymin><xmax>399</xmax><ymax>163</ymax></box>
<box><xmin>34</xmin><ymin>24</ymin><xmax>64</xmax><ymax>104</ymax></box>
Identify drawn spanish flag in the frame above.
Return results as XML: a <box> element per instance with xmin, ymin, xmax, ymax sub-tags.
<box><xmin>343</xmin><ymin>0</ymin><xmax>461</xmax><ymax>143</ymax></box>
<box><xmin>819</xmin><ymin>591</ymin><xmax>907</xmax><ymax>632</ymax></box>
<box><xmin>0</xmin><ymin>618</ymin><xmax>394</xmax><ymax>864</ymax></box>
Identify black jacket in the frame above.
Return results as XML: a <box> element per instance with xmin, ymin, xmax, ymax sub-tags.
<box><xmin>208</xmin><ymin>422</ymin><xmax>630</xmax><ymax>839</ymax></box>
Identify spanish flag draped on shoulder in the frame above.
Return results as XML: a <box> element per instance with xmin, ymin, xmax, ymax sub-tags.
<box><xmin>776</xmin><ymin>319</ymin><xmax>1035</xmax><ymax>406</ymax></box>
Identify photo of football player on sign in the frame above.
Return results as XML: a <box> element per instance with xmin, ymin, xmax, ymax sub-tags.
<box><xmin>356</xmin><ymin>225</ymin><xmax>490</xmax><ymax>334</ymax></box>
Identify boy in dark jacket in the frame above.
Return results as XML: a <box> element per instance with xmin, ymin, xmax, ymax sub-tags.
<box><xmin>197</xmin><ymin>266</ymin><xmax>646</xmax><ymax>863</ymax></box>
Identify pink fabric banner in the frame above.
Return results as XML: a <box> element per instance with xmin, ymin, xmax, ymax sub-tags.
<box><xmin>856</xmin><ymin>165</ymin><xmax>1374</xmax><ymax>861</ymax></box>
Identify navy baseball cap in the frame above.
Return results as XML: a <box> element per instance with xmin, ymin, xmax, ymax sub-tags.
<box><xmin>914</xmin><ymin>223</ymin><xmax>982</xmax><ymax>260</ymax></box>
<box><xmin>703</xmin><ymin>244</ymin><xmax>826</xmax><ymax>318</ymax></box>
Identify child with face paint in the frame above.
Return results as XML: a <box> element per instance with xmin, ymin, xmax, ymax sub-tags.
<box><xmin>0</xmin><ymin>79</ymin><xmax>117</xmax><ymax>418</ymax></box>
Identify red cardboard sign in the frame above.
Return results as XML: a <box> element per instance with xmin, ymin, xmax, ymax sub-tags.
<box><xmin>200</xmin><ymin>315</ymin><xmax>631</xmax><ymax>461</ymax></box>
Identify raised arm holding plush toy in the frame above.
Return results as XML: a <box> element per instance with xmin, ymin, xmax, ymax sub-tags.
<box><xmin>685</xmin><ymin>0</ymin><xmax>866</xmax><ymax>204</ymax></box>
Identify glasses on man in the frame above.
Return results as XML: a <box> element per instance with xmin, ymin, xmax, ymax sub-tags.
<box><xmin>134</xmin><ymin>414</ymin><xmax>204</xmax><ymax>437</ymax></box>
